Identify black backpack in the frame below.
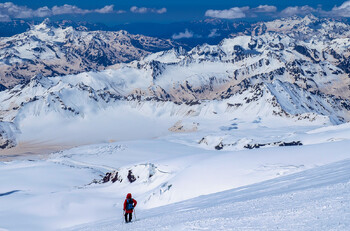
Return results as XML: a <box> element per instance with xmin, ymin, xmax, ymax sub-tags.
<box><xmin>126</xmin><ymin>198</ymin><xmax>134</xmax><ymax>210</ymax></box>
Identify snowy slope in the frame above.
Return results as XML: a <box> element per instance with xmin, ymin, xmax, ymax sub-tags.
<box><xmin>0</xmin><ymin>69</ymin><xmax>348</xmax><ymax>147</ymax></box>
<box><xmin>1</xmin><ymin>123</ymin><xmax>350</xmax><ymax>230</ymax></box>
<box><xmin>67</xmin><ymin>158</ymin><xmax>350</xmax><ymax>231</ymax></box>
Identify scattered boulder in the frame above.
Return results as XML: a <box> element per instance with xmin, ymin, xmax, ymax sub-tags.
<box><xmin>215</xmin><ymin>141</ymin><xmax>224</xmax><ymax>150</ymax></box>
<box><xmin>102</xmin><ymin>172</ymin><xmax>112</xmax><ymax>183</ymax></box>
<box><xmin>244</xmin><ymin>141</ymin><xmax>302</xmax><ymax>149</ymax></box>
<box><xmin>100</xmin><ymin>163</ymin><xmax>168</xmax><ymax>185</ymax></box>
<box><xmin>127</xmin><ymin>170</ymin><xmax>136</xmax><ymax>183</ymax></box>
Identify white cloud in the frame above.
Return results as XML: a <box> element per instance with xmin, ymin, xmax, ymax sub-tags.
<box><xmin>0</xmin><ymin>2</ymin><xmax>119</xmax><ymax>20</ymax></box>
<box><xmin>156</xmin><ymin>8</ymin><xmax>167</xmax><ymax>14</ymax></box>
<box><xmin>208</xmin><ymin>29</ymin><xmax>221</xmax><ymax>38</ymax></box>
<box><xmin>95</xmin><ymin>5</ymin><xmax>114</xmax><ymax>14</ymax></box>
<box><xmin>115</xmin><ymin>10</ymin><xmax>127</xmax><ymax>14</ymax></box>
<box><xmin>203</xmin><ymin>2</ymin><xmax>350</xmax><ymax>19</ymax></box>
<box><xmin>130</xmin><ymin>6</ymin><xmax>147</xmax><ymax>14</ymax></box>
<box><xmin>280</xmin><ymin>6</ymin><xmax>317</xmax><ymax>17</ymax></box>
<box><xmin>0</xmin><ymin>13</ymin><xmax>11</xmax><ymax>22</ymax></box>
<box><xmin>0</xmin><ymin>2</ymin><xmax>35</xmax><ymax>18</ymax></box>
<box><xmin>278</xmin><ymin>1</ymin><xmax>350</xmax><ymax>18</ymax></box>
<box><xmin>172</xmin><ymin>29</ymin><xmax>194</xmax><ymax>39</ymax></box>
<box><xmin>205</xmin><ymin>5</ymin><xmax>276</xmax><ymax>19</ymax></box>
<box><xmin>205</xmin><ymin>7</ymin><xmax>246</xmax><ymax>19</ymax></box>
<box><xmin>255</xmin><ymin>5</ymin><xmax>277</xmax><ymax>13</ymax></box>
<box><xmin>130</xmin><ymin>6</ymin><xmax>167</xmax><ymax>14</ymax></box>
<box><xmin>204</xmin><ymin>3</ymin><xmax>350</xmax><ymax>19</ymax></box>
<box><xmin>331</xmin><ymin>1</ymin><xmax>350</xmax><ymax>17</ymax></box>
<box><xmin>35</xmin><ymin>7</ymin><xmax>52</xmax><ymax>18</ymax></box>
<box><xmin>52</xmin><ymin>4</ymin><xmax>90</xmax><ymax>15</ymax></box>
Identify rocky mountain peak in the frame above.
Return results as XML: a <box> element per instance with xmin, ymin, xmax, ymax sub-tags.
<box><xmin>33</xmin><ymin>18</ymin><xmax>52</xmax><ymax>29</ymax></box>
<box><xmin>0</xmin><ymin>20</ymin><xmax>179</xmax><ymax>89</ymax></box>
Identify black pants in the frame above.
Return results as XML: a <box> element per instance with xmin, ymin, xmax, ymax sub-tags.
<box><xmin>125</xmin><ymin>212</ymin><xmax>133</xmax><ymax>223</ymax></box>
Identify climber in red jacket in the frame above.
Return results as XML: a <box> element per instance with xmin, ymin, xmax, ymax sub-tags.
<box><xmin>123</xmin><ymin>193</ymin><xmax>137</xmax><ymax>223</ymax></box>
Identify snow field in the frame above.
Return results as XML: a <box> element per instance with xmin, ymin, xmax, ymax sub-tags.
<box><xmin>1</xmin><ymin>122</ymin><xmax>350</xmax><ymax>230</ymax></box>
<box><xmin>67</xmin><ymin>158</ymin><xmax>350</xmax><ymax>231</ymax></box>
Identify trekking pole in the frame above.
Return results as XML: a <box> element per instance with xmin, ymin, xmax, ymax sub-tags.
<box><xmin>134</xmin><ymin>209</ymin><xmax>136</xmax><ymax>221</ymax></box>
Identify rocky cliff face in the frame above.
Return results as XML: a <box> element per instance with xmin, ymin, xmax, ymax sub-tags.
<box><xmin>0</xmin><ymin>122</ymin><xmax>17</xmax><ymax>149</ymax></box>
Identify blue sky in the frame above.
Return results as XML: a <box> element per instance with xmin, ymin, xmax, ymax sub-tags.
<box><xmin>1</xmin><ymin>0</ymin><xmax>350</xmax><ymax>24</ymax></box>
<box><xmin>4</xmin><ymin>0</ymin><xmax>346</xmax><ymax>9</ymax></box>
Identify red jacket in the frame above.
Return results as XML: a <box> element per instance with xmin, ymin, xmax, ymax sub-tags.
<box><xmin>123</xmin><ymin>194</ymin><xmax>137</xmax><ymax>213</ymax></box>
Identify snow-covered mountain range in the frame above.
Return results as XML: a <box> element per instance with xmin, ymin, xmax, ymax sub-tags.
<box><xmin>0</xmin><ymin>19</ymin><xmax>178</xmax><ymax>89</ymax></box>
<box><xmin>1</xmin><ymin>15</ymin><xmax>350</xmax><ymax>149</ymax></box>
